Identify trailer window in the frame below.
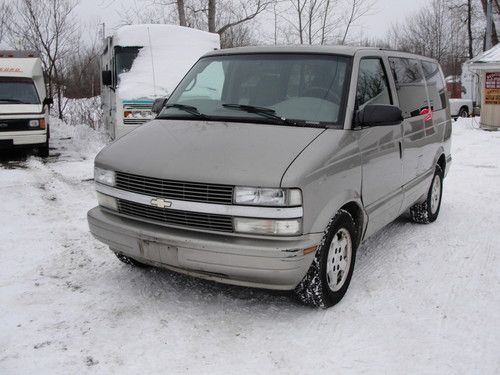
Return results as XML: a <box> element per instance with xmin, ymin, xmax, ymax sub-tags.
<box><xmin>0</xmin><ymin>77</ymin><xmax>40</xmax><ymax>105</ymax></box>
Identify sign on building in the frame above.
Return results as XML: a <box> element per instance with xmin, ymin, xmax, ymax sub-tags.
<box><xmin>485</xmin><ymin>73</ymin><xmax>500</xmax><ymax>105</ymax></box>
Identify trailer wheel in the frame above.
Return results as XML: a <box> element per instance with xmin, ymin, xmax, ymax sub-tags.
<box><xmin>458</xmin><ymin>106</ymin><xmax>469</xmax><ymax>118</ymax></box>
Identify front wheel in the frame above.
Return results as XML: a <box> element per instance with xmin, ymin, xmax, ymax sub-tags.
<box><xmin>294</xmin><ymin>210</ymin><xmax>358</xmax><ymax>308</ymax></box>
<box><xmin>458</xmin><ymin>107</ymin><xmax>469</xmax><ymax>118</ymax></box>
<box><xmin>409</xmin><ymin>165</ymin><xmax>443</xmax><ymax>224</ymax></box>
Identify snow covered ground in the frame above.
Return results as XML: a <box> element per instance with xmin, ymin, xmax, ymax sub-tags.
<box><xmin>0</xmin><ymin>117</ymin><xmax>499</xmax><ymax>374</ymax></box>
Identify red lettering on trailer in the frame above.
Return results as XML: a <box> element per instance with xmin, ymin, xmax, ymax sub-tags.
<box><xmin>0</xmin><ymin>67</ymin><xmax>23</xmax><ymax>73</ymax></box>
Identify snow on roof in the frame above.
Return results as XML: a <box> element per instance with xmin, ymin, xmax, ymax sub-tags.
<box><xmin>469</xmin><ymin>43</ymin><xmax>500</xmax><ymax>70</ymax></box>
<box><xmin>115</xmin><ymin>24</ymin><xmax>220</xmax><ymax>100</ymax></box>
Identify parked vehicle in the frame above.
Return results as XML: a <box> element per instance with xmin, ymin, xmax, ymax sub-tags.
<box><xmin>100</xmin><ymin>24</ymin><xmax>220</xmax><ymax>140</ymax></box>
<box><xmin>0</xmin><ymin>51</ymin><xmax>52</xmax><ymax>156</ymax></box>
<box><xmin>449</xmin><ymin>98</ymin><xmax>473</xmax><ymax>120</ymax></box>
<box><xmin>88</xmin><ymin>46</ymin><xmax>452</xmax><ymax>308</ymax></box>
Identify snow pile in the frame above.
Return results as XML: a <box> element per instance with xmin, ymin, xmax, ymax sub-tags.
<box><xmin>116</xmin><ymin>24</ymin><xmax>220</xmax><ymax>100</ymax></box>
<box><xmin>61</xmin><ymin>97</ymin><xmax>103</xmax><ymax>130</ymax></box>
<box><xmin>49</xmin><ymin>115</ymin><xmax>107</xmax><ymax>165</ymax></box>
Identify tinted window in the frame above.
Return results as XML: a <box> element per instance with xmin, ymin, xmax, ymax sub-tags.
<box><xmin>0</xmin><ymin>77</ymin><xmax>40</xmax><ymax>104</ymax></box>
<box><xmin>421</xmin><ymin>61</ymin><xmax>447</xmax><ymax>110</ymax></box>
<box><xmin>356</xmin><ymin>58</ymin><xmax>392</xmax><ymax>108</ymax></box>
<box><xmin>164</xmin><ymin>54</ymin><xmax>351</xmax><ymax>126</ymax></box>
<box><xmin>389</xmin><ymin>57</ymin><xmax>428</xmax><ymax>118</ymax></box>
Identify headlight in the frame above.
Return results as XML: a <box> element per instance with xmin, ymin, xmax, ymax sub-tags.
<box><xmin>97</xmin><ymin>192</ymin><xmax>118</xmax><ymax>211</ymax></box>
<box><xmin>94</xmin><ymin>167</ymin><xmax>115</xmax><ymax>186</ymax></box>
<box><xmin>28</xmin><ymin>119</ymin><xmax>39</xmax><ymax>128</ymax></box>
<box><xmin>234</xmin><ymin>187</ymin><xmax>302</xmax><ymax>206</ymax></box>
<box><xmin>234</xmin><ymin>218</ymin><xmax>302</xmax><ymax>236</ymax></box>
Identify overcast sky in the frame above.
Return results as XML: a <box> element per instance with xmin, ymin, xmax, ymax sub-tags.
<box><xmin>76</xmin><ymin>0</ymin><xmax>426</xmax><ymax>41</ymax></box>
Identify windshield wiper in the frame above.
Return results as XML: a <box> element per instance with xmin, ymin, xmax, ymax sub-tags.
<box><xmin>160</xmin><ymin>103</ymin><xmax>209</xmax><ymax>119</ymax></box>
<box><xmin>0</xmin><ymin>98</ymin><xmax>26</xmax><ymax>104</ymax></box>
<box><xmin>222</xmin><ymin>104</ymin><xmax>305</xmax><ymax>127</ymax></box>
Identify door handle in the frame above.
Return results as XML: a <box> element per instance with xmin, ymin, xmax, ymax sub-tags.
<box><xmin>398</xmin><ymin>141</ymin><xmax>402</xmax><ymax>159</ymax></box>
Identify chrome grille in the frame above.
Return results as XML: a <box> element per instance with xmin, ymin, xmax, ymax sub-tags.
<box><xmin>118</xmin><ymin>199</ymin><xmax>234</xmax><ymax>232</ymax></box>
<box><xmin>115</xmin><ymin>172</ymin><xmax>234</xmax><ymax>205</ymax></box>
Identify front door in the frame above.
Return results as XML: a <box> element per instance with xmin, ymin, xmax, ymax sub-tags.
<box><xmin>355</xmin><ymin>57</ymin><xmax>403</xmax><ymax>237</ymax></box>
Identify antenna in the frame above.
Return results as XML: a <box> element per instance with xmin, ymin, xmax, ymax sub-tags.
<box><xmin>147</xmin><ymin>27</ymin><xmax>157</xmax><ymax>97</ymax></box>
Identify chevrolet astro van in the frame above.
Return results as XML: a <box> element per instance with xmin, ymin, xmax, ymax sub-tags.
<box><xmin>88</xmin><ymin>46</ymin><xmax>452</xmax><ymax>308</ymax></box>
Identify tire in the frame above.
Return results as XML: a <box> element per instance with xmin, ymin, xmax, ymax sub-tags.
<box><xmin>294</xmin><ymin>209</ymin><xmax>358</xmax><ymax>308</ymax></box>
<box><xmin>37</xmin><ymin>141</ymin><xmax>49</xmax><ymax>157</ymax></box>
<box><xmin>114</xmin><ymin>252</ymin><xmax>149</xmax><ymax>268</ymax></box>
<box><xmin>458</xmin><ymin>107</ymin><xmax>469</xmax><ymax>118</ymax></box>
<box><xmin>37</xmin><ymin>128</ymin><xmax>49</xmax><ymax>157</ymax></box>
<box><xmin>409</xmin><ymin>165</ymin><xmax>443</xmax><ymax>224</ymax></box>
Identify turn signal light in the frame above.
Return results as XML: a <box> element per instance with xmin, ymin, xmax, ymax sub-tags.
<box><xmin>39</xmin><ymin>119</ymin><xmax>46</xmax><ymax>129</ymax></box>
<box><xmin>303</xmin><ymin>246</ymin><xmax>317</xmax><ymax>255</ymax></box>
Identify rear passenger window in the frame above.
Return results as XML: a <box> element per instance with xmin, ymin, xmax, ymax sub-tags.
<box><xmin>356</xmin><ymin>58</ymin><xmax>392</xmax><ymax>109</ymax></box>
<box><xmin>421</xmin><ymin>61</ymin><xmax>447</xmax><ymax>110</ymax></box>
<box><xmin>389</xmin><ymin>57</ymin><xmax>428</xmax><ymax>118</ymax></box>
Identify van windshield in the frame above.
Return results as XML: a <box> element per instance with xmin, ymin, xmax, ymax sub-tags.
<box><xmin>0</xmin><ymin>77</ymin><xmax>40</xmax><ymax>104</ymax></box>
<box><xmin>160</xmin><ymin>54</ymin><xmax>352</xmax><ymax>127</ymax></box>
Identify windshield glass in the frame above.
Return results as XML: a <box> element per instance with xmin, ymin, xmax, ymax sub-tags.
<box><xmin>0</xmin><ymin>77</ymin><xmax>40</xmax><ymax>104</ymax></box>
<box><xmin>161</xmin><ymin>54</ymin><xmax>351</xmax><ymax>126</ymax></box>
<box><xmin>114</xmin><ymin>46</ymin><xmax>141</xmax><ymax>84</ymax></box>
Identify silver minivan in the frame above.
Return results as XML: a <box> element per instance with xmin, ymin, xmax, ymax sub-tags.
<box><xmin>88</xmin><ymin>46</ymin><xmax>451</xmax><ymax>308</ymax></box>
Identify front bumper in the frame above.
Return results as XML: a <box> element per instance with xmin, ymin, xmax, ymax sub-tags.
<box><xmin>0</xmin><ymin>130</ymin><xmax>47</xmax><ymax>146</ymax></box>
<box><xmin>88</xmin><ymin>207</ymin><xmax>320</xmax><ymax>290</ymax></box>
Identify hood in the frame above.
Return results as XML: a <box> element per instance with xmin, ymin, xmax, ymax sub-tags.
<box><xmin>0</xmin><ymin>104</ymin><xmax>43</xmax><ymax>116</ymax></box>
<box><xmin>96</xmin><ymin>119</ymin><xmax>324</xmax><ymax>187</ymax></box>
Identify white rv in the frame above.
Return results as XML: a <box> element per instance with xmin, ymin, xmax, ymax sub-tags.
<box><xmin>100</xmin><ymin>24</ymin><xmax>220</xmax><ymax>139</ymax></box>
<box><xmin>0</xmin><ymin>51</ymin><xmax>52</xmax><ymax>156</ymax></box>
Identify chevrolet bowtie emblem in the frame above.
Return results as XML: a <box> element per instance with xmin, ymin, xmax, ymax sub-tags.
<box><xmin>150</xmin><ymin>198</ymin><xmax>172</xmax><ymax>209</ymax></box>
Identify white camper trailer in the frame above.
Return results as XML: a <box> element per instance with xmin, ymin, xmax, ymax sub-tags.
<box><xmin>100</xmin><ymin>24</ymin><xmax>220</xmax><ymax>140</ymax></box>
<box><xmin>0</xmin><ymin>51</ymin><xmax>52</xmax><ymax>156</ymax></box>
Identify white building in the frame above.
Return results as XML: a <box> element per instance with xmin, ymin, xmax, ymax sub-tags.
<box><xmin>467</xmin><ymin>44</ymin><xmax>500</xmax><ymax>129</ymax></box>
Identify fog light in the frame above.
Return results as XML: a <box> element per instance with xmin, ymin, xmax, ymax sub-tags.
<box><xmin>233</xmin><ymin>217</ymin><xmax>302</xmax><ymax>236</ymax></box>
<box><xmin>97</xmin><ymin>192</ymin><xmax>118</xmax><ymax>211</ymax></box>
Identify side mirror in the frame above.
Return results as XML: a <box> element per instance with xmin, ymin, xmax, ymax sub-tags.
<box><xmin>356</xmin><ymin>104</ymin><xmax>403</xmax><ymax>127</ymax></box>
<box><xmin>101</xmin><ymin>70</ymin><xmax>112</xmax><ymax>86</ymax></box>
<box><xmin>43</xmin><ymin>97</ymin><xmax>53</xmax><ymax>106</ymax></box>
<box><xmin>152</xmin><ymin>97</ymin><xmax>168</xmax><ymax>115</ymax></box>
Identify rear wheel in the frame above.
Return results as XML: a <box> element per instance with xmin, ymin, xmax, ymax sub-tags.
<box><xmin>458</xmin><ymin>106</ymin><xmax>469</xmax><ymax>118</ymax></box>
<box><xmin>409</xmin><ymin>165</ymin><xmax>443</xmax><ymax>224</ymax></box>
<box><xmin>294</xmin><ymin>210</ymin><xmax>358</xmax><ymax>308</ymax></box>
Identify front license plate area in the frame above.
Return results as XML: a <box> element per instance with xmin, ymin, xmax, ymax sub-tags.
<box><xmin>139</xmin><ymin>240</ymin><xmax>178</xmax><ymax>265</ymax></box>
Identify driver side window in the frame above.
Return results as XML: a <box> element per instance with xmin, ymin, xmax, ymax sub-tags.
<box><xmin>356</xmin><ymin>58</ymin><xmax>392</xmax><ymax>109</ymax></box>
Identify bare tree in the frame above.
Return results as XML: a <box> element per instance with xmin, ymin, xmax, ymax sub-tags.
<box><xmin>5</xmin><ymin>0</ymin><xmax>80</xmax><ymax>119</ymax></box>
<box><xmin>0</xmin><ymin>1</ymin><xmax>11</xmax><ymax>43</ymax></box>
<box><xmin>340</xmin><ymin>0</ymin><xmax>373</xmax><ymax>44</ymax></box>
<box><xmin>480</xmin><ymin>0</ymin><xmax>499</xmax><ymax>47</ymax></box>
<box><xmin>275</xmin><ymin>0</ymin><xmax>372</xmax><ymax>45</ymax></box>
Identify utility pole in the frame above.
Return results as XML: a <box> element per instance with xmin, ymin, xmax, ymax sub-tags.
<box><xmin>485</xmin><ymin>0</ymin><xmax>493</xmax><ymax>50</ymax></box>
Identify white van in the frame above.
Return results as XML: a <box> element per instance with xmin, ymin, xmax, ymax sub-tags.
<box><xmin>0</xmin><ymin>51</ymin><xmax>52</xmax><ymax>156</ymax></box>
<box><xmin>100</xmin><ymin>24</ymin><xmax>220</xmax><ymax>140</ymax></box>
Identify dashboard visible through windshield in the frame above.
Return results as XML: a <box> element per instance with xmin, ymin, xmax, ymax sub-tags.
<box><xmin>160</xmin><ymin>54</ymin><xmax>352</xmax><ymax>127</ymax></box>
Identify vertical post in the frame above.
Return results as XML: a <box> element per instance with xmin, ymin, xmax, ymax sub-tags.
<box><xmin>485</xmin><ymin>0</ymin><xmax>493</xmax><ymax>50</ymax></box>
